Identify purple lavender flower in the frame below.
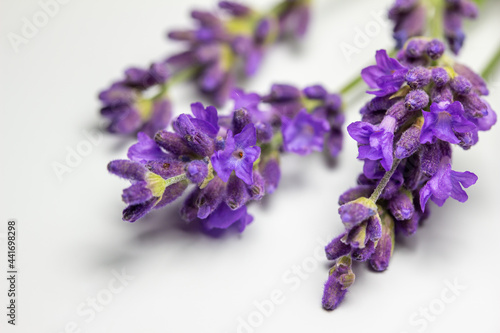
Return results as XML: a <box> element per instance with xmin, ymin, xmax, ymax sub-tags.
<box><xmin>419</xmin><ymin>157</ymin><xmax>477</xmax><ymax>209</ymax></box>
<box><xmin>99</xmin><ymin>62</ymin><xmax>172</xmax><ymax>137</ymax></box>
<box><xmin>361</xmin><ymin>50</ymin><xmax>408</xmax><ymax>97</ymax></box>
<box><xmin>348</xmin><ymin>115</ymin><xmax>397</xmax><ymax>171</ymax></box>
<box><xmin>211</xmin><ymin>124</ymin><xmax>261</xmax><ymax>185</ymax></box>
<box><xmin>420</xmin><ymin>101</ymin><xmax>477</xmax><ymax>144</ymax></box>
<box><xmin>281</xmin><ymin>109</ymin><xmax>330</xmax><ymax>155</ymax></box>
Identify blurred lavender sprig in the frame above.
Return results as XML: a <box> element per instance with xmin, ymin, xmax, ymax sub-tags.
<box><xmin>98</xmin><ymin>0</ymin><xmax>311</xmax><ymax>137</ymax></box>
<box><xmin>389</xmin><ymin>0</ymin><xmax>478</xmax><ymax>54</ymax></box>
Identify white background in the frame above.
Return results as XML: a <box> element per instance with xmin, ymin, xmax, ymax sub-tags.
<box><xmin>1</xmin><ymin>0</ymin><xmax>500</xmax><ymax>332</ymax></box>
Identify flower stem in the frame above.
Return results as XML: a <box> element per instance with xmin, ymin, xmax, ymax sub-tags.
<box><xmin>369</xmin><ymin>159</ymin><xmax>401</xmax><ymax>202</ymax></box>
<box><xmin>426</xmin><ymin>0</ymin><xmax>445</xmax><ymax>39</ymax></box>
<box><xmin>152</xmin><ymin>66</ymin><xmax>200</xmax><ymax>100</ymax></box>
<box><xmin>339</xmin><ymin>75</ymin><xmax>363</xmax><ymax>96</ymax></box>
<box><xmin>481</xmin><ymin>42</ymin><xmax>500</xmax><ymax>80</ymax></box>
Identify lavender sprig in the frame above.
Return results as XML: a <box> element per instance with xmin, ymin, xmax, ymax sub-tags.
<box><xmin>108</xmin><ymin>84</ymin><xmax>343</xmax><ymax>232</ymax></box>
<box><xmin>98</xmin><ymin>0</ymin><xmax>312</xmax><ymax>137</ymax></box>
<box><xmin>389</xmin><ymin>0</ymin><xmax>478</xmax><ymax>54</ymax></box>
<box><xmin>167</xmin><ymin>0</ymin><xmax>311</xmax><ymax>105</ymax></box>
<box><xmin>322</xmin><ymin>38</ymin><xmax>496</xmax><ymax>310</ymax></box>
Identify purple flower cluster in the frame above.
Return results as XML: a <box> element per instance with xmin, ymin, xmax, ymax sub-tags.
<box><xmin>108</xmin><ymin>84</ymin><xmax>343</xmax><ymax>232</ymax></box>
<box><xmin>99</xmin><ymin>62</ymin><xmax>172</xmax><ymax>137</ymax></box>
<box><xmin>99</xmin><ymin>0</ymin><xmax>311</xmax><ymax>137</ymax></box>
<box><xmin>389</xmin><ymin>0</ymin><xmax>478</xmax><ymax>54</ymax></box>
<box><xmin>167</xmin><ymin>0</ymin><xmax>311</xmax><ymax>105</ymax></box>
<box><xmin>322</xmin><ymin>39</ymin><xmax>496</xmax><ymax>310</ymax></box>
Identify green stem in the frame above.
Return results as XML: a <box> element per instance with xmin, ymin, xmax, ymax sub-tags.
<box><xmin>481</xmin><ymin>43</ymin><xmax>500</xmax><ymax>80</ymax></box>
<box><xmin>339</xmin><ymin>75</ymin><xmax>363</xmax><ymax>96</ymax></box>
<box><xmin>369</xmin><ymin>159</ymin><xmax>401</xmax><ymax>202</ymax></box>
<box><xmin>426</xmin><ymin>0</ymin><xmax>445</xmax><ymax>39</ymax></box>
<box><xmin>152</xmin><ymin>66</ymin><xmax>200</xmax><ymax>100</ymax></box>
<box><xmin>165</xmin><ymin>173</ymin><xmax>188</xmax><ymax>187</ymax></box>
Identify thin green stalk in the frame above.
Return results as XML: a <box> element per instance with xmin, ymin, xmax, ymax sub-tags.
<box><xmin>369</xmin><ymin>159</ymin><xmax>401</xmax><ymax>202</ymax></box>
<box><xmin>152</xmin><ymin>66</ymin><xmax>200</xmax><ymax>100</ymax></box>
<box><xmin>340</xmin><ymin>75</ymin><xmax>363</xmax><ymax>95</ymax></box>
<box><xmin>481</xmin><ymin>43</ymin><xmax>500</xmax><ymax>80</ymax></box>
<box><xmin>426</xmin><ymin>0</ymin><xmax>445</xmax><ymax>39</ymax></box>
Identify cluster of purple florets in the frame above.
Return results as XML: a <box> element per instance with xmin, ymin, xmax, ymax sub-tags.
<box><xmin>389</xmin><ymin>0</ymin><xmax>478</xmax><ymax>54</ymax></box>
<box><xmin>322</xmin><ymin>37</ymin><xmax>496</xmax><ymax>310</ymax></box>
<box><xmin>98</xmin><ymin>63</ymin><xmax>172</xmax><ymax>137</ymax></box>
<box><xmin>108</xmin><ymin>84</ymin><xmax>343</xmax><ymax>232</ymax></box>
<box><xmin>99</xmin><ymin>0</ymin><xmax>311</xmax><ymax>137</ymax></box>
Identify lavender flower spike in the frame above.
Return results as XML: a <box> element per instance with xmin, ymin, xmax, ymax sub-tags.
<box><xmin>323</xmin><ymin>40</ymin><xmax>494</xmax><ymax>310</ymax></box>
<box><xmin>109</xmin><ymin>84</ymin><xmax>345</xmax><ymax>234</ymax></box>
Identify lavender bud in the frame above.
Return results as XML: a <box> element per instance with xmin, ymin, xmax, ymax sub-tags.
<box><xmin>123</xmin><ymin>198</ymin><xmax>156</xmax><ymax>223</ymax></box>
<box><xmin>405</xmin><ymin>67</ymin><xmax>432</xmax><ymax>88</ymax></box>
<box><xmin>180</xmin><ymin>189</ymin><xmax>200</xmax><ymax>222</ymax></box>
<box><xmin>255</xmin><ymin>122</ymin><xmax>273</xmax><ymax>142</ymax></box>
<box><xmin>303</xmin><ymin>85</ymin><xmax>328</xmax><ymax>99</ymax></box>
<box><xmin>174</xmin><ymin>114</ymin><xmax>215</xmax><ymax>157</ymax></box>
<box><xmin>352</xmin><ymin>239</ymin><xmax>376</xmax><ymax>262</ymax></box>
<box><xmin>255</xmin><ymin>18</ymin><xmax>272</xmax><ymax>43</ymax></box>
<box><xmin>405</xmin><ymin>38</ymin><xmax>427</xmax><ymax>58</ymax></box>
<box><xmin>232</xmin><ymin>108</ymin><xmax>252</xmax><ymax>134</ymax></box>
<box><xmin>346</xmin><ymin>222</ymin><xmax>367</xmax><ymax>248</ymax></box>
<box><xmin>366</xmin><ymin>215</ymin><xmax>382</xmax><ymax>241</ymax></box>
<box><xmin>225</xmin><ymin>175</ymin><xmax>251</xmax><ymax>210</ymax></box>
<box><xmin>404</xmin><ymin>89</ymin><xmax>429</xmax><ymax>111</ymax></box>
<box><xmin>108</xmin><ymin>160</ymin><xmax>147</xmax><ymax>181</ymax></box>
<box><xmin>453</xmin><ymin>63</ymin><xmax>489</xmax><ymax>96</ymax></box>
<box><xmin>196</xmin><ymin>177</ymin><xmax>225</xmax><ymax>219</ymax></box>
<box><xmin>388</xmin><ymin>191</ymin><xmax>415</xmax><ymax>221</ymax></box>
<box><xmin>396</xmin><ymin>210</ymin><xmax>421</xmax><ymax>236</ymax></box>
<box><xmin>322</xmin><ymin>272</ymin><xmax>348</xmax><ymax>311</ymax></box>
<box><xmin>430</xmin><ymin>85</ymin><xmax>454</xmax><ymax>103</ymax></box>
<box><xmin>122</xmin><ymin>182</ymin><xmax>153</xmax><ymax>205</ymax></box>
<box><xmin>218</xmin><ymin>1</ymin><xmax>251</xmax><ymax>17</ymax></box>
<box><xmin>450</xmin><ymin>76</ymin><xmax>472</xmax><ymax>95</ymax></box>
<box><xmin>264</xmin><ymin>84</ymin><xmax>301</xmax><ymax>102</ymax></box>
<box><xmin>431</xmin><ymin>67</ymin><xmax>450</xmax><ymax>87</ymax></box>
<box><xmin>420</xmin><ymin>144</ymin><xmax>441</xmax><ymax>177</ymax></box>
<box><xmin>395</xmin><ymin>117</ymin><xmax>423</xmax><ymax>159</ymax></box>
<box><xmin>338</xmin><ymin>198</ymin><xmax>378</xmax><ymax>230</ymax></box>
<box><xmin>155</xmin><ymin>130</ymin><xmax>193</xmax><ymax>157</ymax></box>
<box><xmin>186</xmin><ymin>160</ymin><xmax>208</xmax><ymax>184</ymax></box>
<box><xmin>325</xmin><ymin>233</ymin><xmax>351</xmax><ymax>260</ymax></box>
<box><xmin>386</xmin><ymin>101</ymin><xmax>412</xmax><ymax>128</ymax></box>
<box><xmin>260</xmin><ymin>157</ymin><xmax>281</xmax><ymax>194</ymax></box>
<box><xmin>248</xmin><ymin>170</ymin><xmax>265</xmax><ymax>200</ymax></box>
<box><xmin>338</xmin><ymin>185</ymin><xmax>374</xmax><ymax>205</ymax></box>
<box><xmin>457</xmin><ymin>93</ymin><xmax>488</xmax><ymax>118</ymax></box>
<box><xmin>426</xmin><ymin>39</ymin><xmax>445</xmax><ymax>59</ymax></box>
<box><xmin>369</xmin><ymin>213</ymin><xmax>394</xmax><ymax>271</ymax></box>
